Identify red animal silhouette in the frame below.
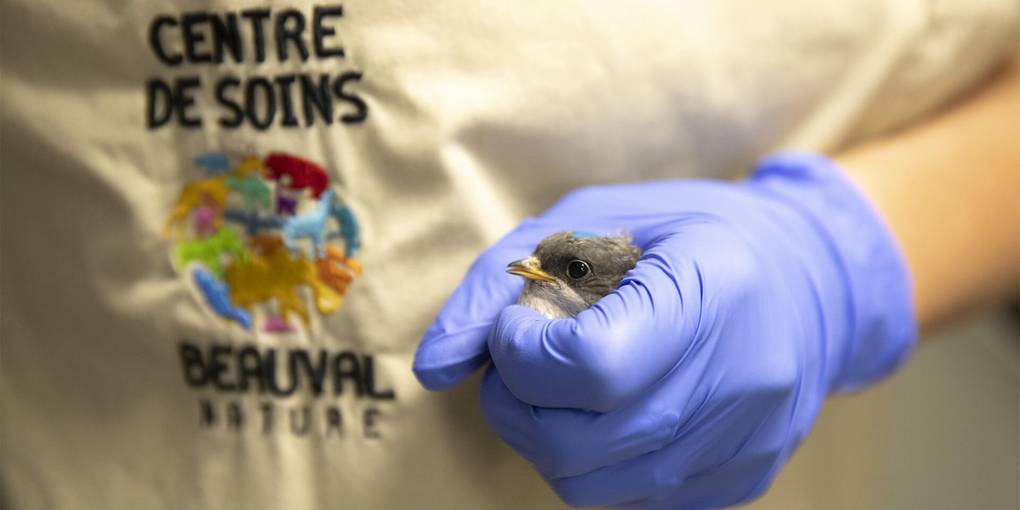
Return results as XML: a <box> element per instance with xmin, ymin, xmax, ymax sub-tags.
<box><xmin>264</xmin><ymin>153</ymin><xmax>329</xmax><ymax>199</ymax></box>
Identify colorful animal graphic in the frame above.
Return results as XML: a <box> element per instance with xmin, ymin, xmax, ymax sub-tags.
<box><xmin>317</xmin><ymin>245</ymin><xmax>364</xmax><ymax>294</ymax></box>
<box><xmin>276</xmin><ymin>194</ymin><xmax>299</xmax><ymax>215</ymax></box>
<box><xmin>263</xmin><ymin>316</ymin><xmax>292</xmax><ymax>333</ymax></box>
<box><xmin>248</xmin><ymin>233</ymin><xmax>286</xmax><ymax>256</ymax></box>
<box><xmin>194</xmin><ymin>152</ymin><xmax>232</xmax><ymax>175</ymax></box>
<box><xmin>329</xmin><ymin>203</ymin><xmax>362</xmax><ymax>258</ymax></box>
<box><xmin>265</xmin><ymin>152</ymin><xmax>329</xmax><ymax>199</ymax></box>
<box><xmin>193</xmin><ymin>267</ymin><xmax>252</xmax><ymax>329</ymax></box>
<box><xmin>236</xmin><ymin>157</ymin><xmax>265</xmax><ymax>177</ymax></box>
<box><xmin>225</xmin><ymin>246</ymin><xmax>341</xmax><ymax>325</ymax></box>
<box><xmin>164</xmin><ymin>176</ymin><xmax>230</xmax><ymax>238</ymax></box>
<box><xmin>223</xmin><ymin>209</ymin><xmax>284</xmax><ymax>236</ymax></box>
<box><xmin>175</xmin><ymin>227</ymin><xmax>248</xmax><ymax>278</ymax></box>
<box><xmin>192</xmin><ymin>205</ymin><xmax>221</xmax><ymax>237</ymax></box>
<box><xmin>227</xmin><ymin>175</ymin><xmax>271</xmax><ymax>210</ymax></box>
<box><xmin>166</xmin><ymin>151</ymin><xmax>362</xmax><ymax>332</ymax></box>
<box><xmin>282</xmin><ymin>189</ymin><xmax>335</xmax><ymax>257</ymax></box>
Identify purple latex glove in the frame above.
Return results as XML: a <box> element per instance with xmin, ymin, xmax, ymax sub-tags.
<box><xmin>414</xmin><ymin>154</ymin><xmax>916</xmax><ymax>509</ymax></box>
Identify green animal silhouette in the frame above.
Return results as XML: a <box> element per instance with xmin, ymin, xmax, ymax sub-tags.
<box><xmin>227</xmin><ymin>175</ymin><xmax>271</xmax><ymax>210</ymax></box>
<box><xmin>175</xmin><ymin>227</ymin><xmax>249</xmax><ymax>278</ymax></box>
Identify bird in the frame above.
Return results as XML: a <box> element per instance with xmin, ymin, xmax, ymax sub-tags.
<box><xmin>506</xmin><ymin>231</ymin><xmax>642</xmax><ymax>318</ymax></box>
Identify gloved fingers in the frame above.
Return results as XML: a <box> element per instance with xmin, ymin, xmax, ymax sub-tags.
<box><xmin>596</xmin><ymin>396</ymin><xmax>793</xmax><ymax>509</ymax></box>
<box><xmin>543</xmin><ymin>429</ymin><xmax>708</xmax><ymax>508</ymax></box>
<box><xmin>487</xmin><ymin>227</ymin><xmax>705</xmax><ymax>412</ymax></box>
<box><xmin>413</xmin><ymin>220</ymin><xmax>559</xmax><ymax>390</ymax></box>
<box><xmin>618</xmin><ymin>451</ymin><xmax>783</xmax><ymax>510</ymax></box>
<box><xmin>480</xmin><ymin>365</ymin><xmax>684</xmax><ymax>479</ymax></box>
<box><xmin>538</xmin><ymin>395</ymin><xmax>788</xmax><ymax>509</ymax></box>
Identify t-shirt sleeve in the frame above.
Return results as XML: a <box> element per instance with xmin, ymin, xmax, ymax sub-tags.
<box><xmin>782</xmin><ymin>0</ymin><xmax>1019</xmax><ymax>151</ymax></box>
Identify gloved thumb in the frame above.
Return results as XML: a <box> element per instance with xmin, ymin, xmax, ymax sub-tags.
<box><xmin>413</xmin><ymin>252</ymin><xmax>525</xmax><ymax>390</ymax></box>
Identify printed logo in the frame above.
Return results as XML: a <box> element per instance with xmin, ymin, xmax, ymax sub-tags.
<box><xmin>165</xmin><ymin>151</ymin><xmax>362</xmax><ymax>333</ymax></box>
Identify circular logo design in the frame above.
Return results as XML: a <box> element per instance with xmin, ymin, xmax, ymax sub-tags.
<box><xmin>164</xmin><ymin>151</ymin><xmax>362</xmax><ymax>333</ymax></box>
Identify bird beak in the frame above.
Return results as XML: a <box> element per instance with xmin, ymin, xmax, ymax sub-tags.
<box><xmin>506</xmin><ymin>257</ymin><xmax>557</xmax><ymax>283</ymax></box>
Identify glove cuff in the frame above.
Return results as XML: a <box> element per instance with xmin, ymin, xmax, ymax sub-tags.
<box><xmin>751</xmin><ymin>153</ymin><xmax>917</xmax><ymax>393</ymax></box>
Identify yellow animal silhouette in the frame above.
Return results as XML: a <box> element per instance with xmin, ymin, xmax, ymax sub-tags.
<box><xmin>236</xmin><ymin>157</ymin><xmax>265</xmax><ymax>178</ymax></box>
<box><xmin>163</xmin><ymin>176</ymin><xmax>230</xmax><ymax>238</ymax></box>
<box><xmin>225</xmin><ymin>244</ymin><xmax>341</xmax><ymax>326</ymax></box>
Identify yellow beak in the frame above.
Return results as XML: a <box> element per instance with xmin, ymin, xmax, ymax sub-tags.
<box><xmin>506</xmin><ymin>256</ymin><xmax>557</xmax><ymax>283</ymax></box>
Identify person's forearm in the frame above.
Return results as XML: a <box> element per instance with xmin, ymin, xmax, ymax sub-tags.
<box><xmin>837</xmin><ymin>55</ymin><xmax>1020</xmax><ymax>332</ymax></box>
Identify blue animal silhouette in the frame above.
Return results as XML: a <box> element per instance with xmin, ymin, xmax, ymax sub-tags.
<box><xmin>282</xmin><ymin>189</ymin><xmax>335</xmax><ymax>257</ymax></box>
<box><xmin>194</xmin><ymin>152</ymin><xmax>231</xmax><ymax>175</ymax></box>
<box><xmin>224</xmin><ymin>209</ymin><xmax>284</xmax><ymax>235</ymax></box>
<box><xmin>193</xmin><ymin>267</ymin><xmax>251</xmax><ymax>329</ymax></box>
<box><xmin>328</xmin><ymin>203</ymin><xmax>362</xmax><ymax>258</ymax></box>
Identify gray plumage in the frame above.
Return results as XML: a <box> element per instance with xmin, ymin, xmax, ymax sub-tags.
<box><xmin>507</xmin><ymin>231</ymin><xmax>642</xmax><ymax>318</ymax></box>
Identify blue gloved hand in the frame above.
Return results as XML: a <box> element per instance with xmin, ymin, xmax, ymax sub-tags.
<box><xmin>414</xmin><ymin>154</ymin><xmax>916</xmax><ymax>509</ymax></box>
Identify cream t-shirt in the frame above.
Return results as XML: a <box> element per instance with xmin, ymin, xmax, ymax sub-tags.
<box><xmin>2</xmin><ymin>1</ymin><xmax>1016</xmax><ymax>509</ymax></box>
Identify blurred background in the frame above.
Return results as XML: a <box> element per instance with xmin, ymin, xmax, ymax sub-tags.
<box><xmin>751</xmin><ymin>305</ymin><xmax>1018</xmax><ymax>510</ymax></box>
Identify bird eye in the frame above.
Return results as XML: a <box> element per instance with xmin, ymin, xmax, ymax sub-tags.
<box><xmin>567</xmin><ymin>259</ymin><xmax>590</xmax><ymax>279</ymax></box>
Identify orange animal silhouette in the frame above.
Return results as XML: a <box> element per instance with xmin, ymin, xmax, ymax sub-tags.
<box><xmin>317</xmin><ymin>245</ymin><xmax>363</xmax><ymax>294</ymax></box>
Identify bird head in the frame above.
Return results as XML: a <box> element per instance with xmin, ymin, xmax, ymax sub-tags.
<box><xmin>507</xmin><ymin>231</ymin><xmax>642</xmax><ymax>315</ymax></box>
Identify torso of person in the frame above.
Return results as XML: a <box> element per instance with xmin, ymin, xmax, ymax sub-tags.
<box><xmin>2</xmin><ymin>1</ymin><xmax>1015</xmax><ymax>508</ymax></box>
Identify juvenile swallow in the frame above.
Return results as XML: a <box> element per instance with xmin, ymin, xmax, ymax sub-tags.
<box><xmin>508</xmin><ymin>231</ymin><xmax>641</xmax><ymax>318</ymax></box>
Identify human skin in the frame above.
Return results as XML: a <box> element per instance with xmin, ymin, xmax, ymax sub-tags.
<box><xmin>838</xmin><ymin>52</ymin><xmax>1020</xmax><ymax>332</ymax></box>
